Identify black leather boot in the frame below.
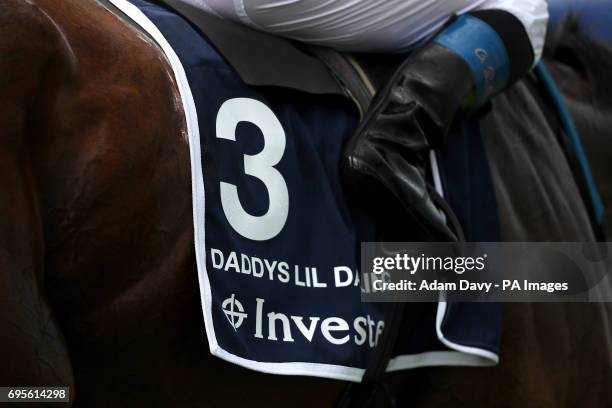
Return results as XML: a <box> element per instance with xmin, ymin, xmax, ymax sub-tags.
<box><xmin>342</xmin><ymin>12</ymin><xmax>535</xmax><ymax>242</ymax></box>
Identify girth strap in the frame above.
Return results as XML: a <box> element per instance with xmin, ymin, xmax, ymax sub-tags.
<box><xmin>311</xmin><ymin>51</ymin><xmax>411</xmax><ymax>406</ymax></box>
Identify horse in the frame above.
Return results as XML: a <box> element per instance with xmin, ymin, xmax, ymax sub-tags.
<box><xmin>546</xmin><ymin>18</ymin><xmax>612</xmax><ymax>238</ymax></box>
<box><xmin>0</xmin><ymin>1</ymin><xmax>610</xmax><ymax>406</ymax></box>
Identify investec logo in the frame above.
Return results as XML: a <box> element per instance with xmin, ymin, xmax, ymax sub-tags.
<box><xmin>222</xmin><ymin>294</ymin><xmax>384</xmax><ymax>347</ymax></box>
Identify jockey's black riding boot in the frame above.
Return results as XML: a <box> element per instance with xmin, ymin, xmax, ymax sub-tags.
<box><xmin>343</xmin><ymin>11</ymin><xmax>535</xmax><ymax>241</ymax></box>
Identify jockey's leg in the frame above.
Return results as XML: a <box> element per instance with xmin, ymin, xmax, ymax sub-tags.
<box><xmin>342</xmin><ymin>9</ymin><xmax>546</xmax><ymax>241</ymax></box>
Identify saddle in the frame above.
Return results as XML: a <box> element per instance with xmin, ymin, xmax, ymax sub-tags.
<box><xmin>145</xmin><ymin>1</ymin><xmax>420</xmax><ymax>403</ymax></box>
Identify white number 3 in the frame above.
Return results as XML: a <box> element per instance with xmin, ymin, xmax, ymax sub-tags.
<box><xmin>216</xmin><ymin>98</ymin><xmax>289</xmax><ymax>241</ymax></box>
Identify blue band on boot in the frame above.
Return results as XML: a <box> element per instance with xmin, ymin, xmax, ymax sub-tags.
<box><xmin>435</xmin><ymin>15</ymin><xmax>510</xmax><ymax>107</ymax></box>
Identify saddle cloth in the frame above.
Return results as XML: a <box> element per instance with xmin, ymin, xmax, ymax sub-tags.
<box><xmin>109</xmin><ymin>0</ymin><xmax>501</xmax><ymax>381</ymax></box>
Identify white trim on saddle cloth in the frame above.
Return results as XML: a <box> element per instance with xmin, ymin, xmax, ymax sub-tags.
<box><xmin>108</xmin><ymin>0</ymin><xmax>499</xmax><ymax>382</ymax></box>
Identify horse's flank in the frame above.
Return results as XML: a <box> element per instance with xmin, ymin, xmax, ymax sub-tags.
<box><xmin>0</xmin><ymin>0</ymin><xmax>78</xmax><ymax>389</ymax></box>
<box><xmin>0</xmin><ymin>0</ymin><xmax>192</xmax><ymax>398</ymax></box>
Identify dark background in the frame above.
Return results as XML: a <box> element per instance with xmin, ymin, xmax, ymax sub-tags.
<box><xmin>550</xmin><ymin>0</ymin><xmax>612</xmax><ymax>42</ymax></box>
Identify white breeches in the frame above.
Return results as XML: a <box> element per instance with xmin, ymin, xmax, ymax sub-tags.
<box><xmin>182</xmin><ymin>0</ymin><xmax>548</xmax><ymax>61</ymax></box>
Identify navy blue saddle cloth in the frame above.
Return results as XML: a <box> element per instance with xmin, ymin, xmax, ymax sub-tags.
<box><xmin>113</xmin><ymin>0</ymin><xmax>502</xmax><ymax>381</ymax></box>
